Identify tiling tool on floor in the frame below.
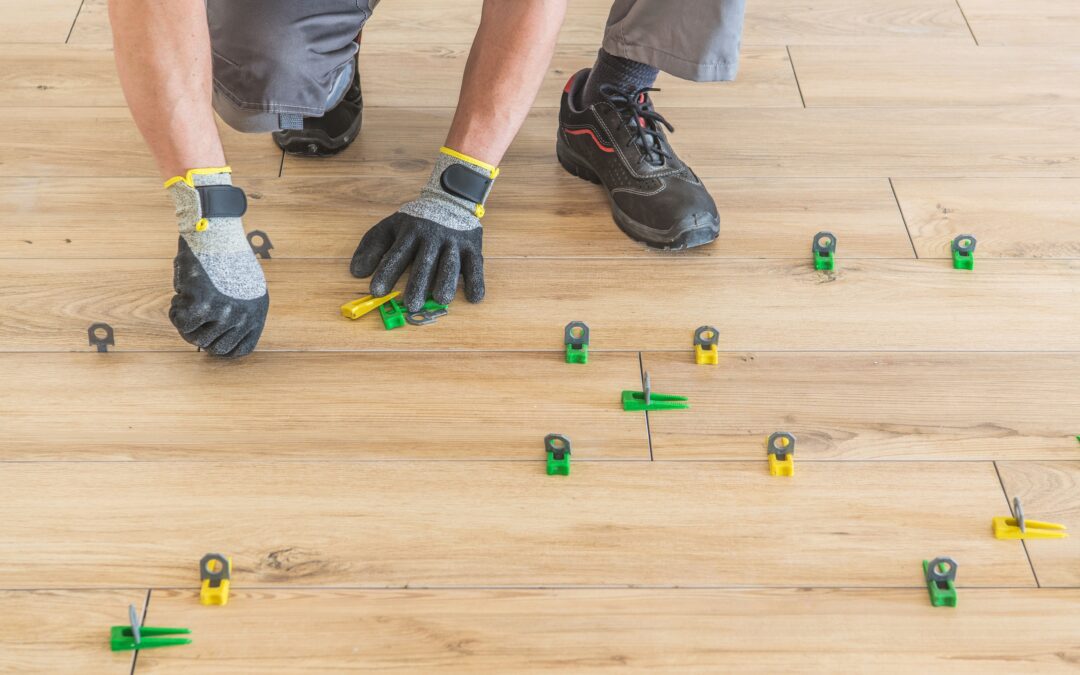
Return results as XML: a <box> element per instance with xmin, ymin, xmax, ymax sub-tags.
<box><xmin>246</xmin><ymin>230</ymin><xmax>273</xmax><ymax>259</ymax></box>
<box><xmin>545</xmin><ymin>433</ymin><xmax>571</xmax><ymax>476</ymax></box>
<box><xmin>341</xmin><ymin>291</ymin><xmax>400</xmax><ymax>320</ymax></box>
<box><xmin>992</xmin><ymin>496</ymin><xmax>1067</xmax><ymax>540</ymax></box>
<box><xmin>404</xmin><ymin>299</ymin><xmax>450</xmax><ymax>326</ymax></box>
<box><xmin>812</xmin><ymin>231</ymin><xmax>836</xmax><ymax>271</ymax></box>
<box><xmin>766</xmin><ymin>432</ymin><xmax>795</xmax><ymax>477</ymax></box>
<box><xmin>564</xmin><ymin>321</ymin><xmax>589</xmax><ymax>364</ymax></box>
<box><xmin>923</xmin><ymin>557</ymin><xmax>958</xmax><ymax>607</ymax></box>
<box><xmin>110</xmin><ymin>604</ymin><xmax>191</xmax><ymax>651</ymax></box>
<box><xmin>200</xmin><ymin>553</ymin><xmax>232</xmax><ymax>606</ymax></box>
<box><xmin>379</xmin><ymin>297</ymin><xmax>407</xmax><ymax>329</ymax></box>
<box><xmin>622</xmin><ymin>372</ymin><xmax>689</xmax><ymax>411</ymax></box>
<box><xmin>693</xmin><ymin>325</ymin><xmax>719</xmax><ymax>365</ymax></box>
<box><xmin>88</xmin><ymin>323</ymin><xmax>114</xmax><ymax>353</ymax></box>
<box><xmin>951</xmin><ymin>234</ymin><xmax>976</xmax><ymax>270</ymax></box>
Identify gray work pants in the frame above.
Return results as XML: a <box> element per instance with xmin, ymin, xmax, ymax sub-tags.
<box><xmin>208</xmin><ymin>0</ymin><xmax>747</xmax><ymax>133</ymax></box>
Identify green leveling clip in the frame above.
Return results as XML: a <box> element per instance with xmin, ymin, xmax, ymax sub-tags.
<box><xmin>564</xmin><ymin>321</ymin><xmax>589</xmax><ymax>364</ymax></box>
<box><xmin>923</xmin><ymin>557</ymin><xmax>958</xmax><ymax>608</ymax></box>
<box><xmin>545</xmin><ymin>434</ymin><xmax>571</xmax><ymax>475</ymax></box>
<box><xmin>812</xmin><ymin>231</ymin><xmax>836</xmax><ymax>271</ymax></box>
<box><xmin>951</xmin><ymin>234</ymin><xmax>976</xmax><ymax>270</ymax></box>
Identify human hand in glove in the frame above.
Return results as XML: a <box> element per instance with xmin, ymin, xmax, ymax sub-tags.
<box><xmin>350</xmin><ymin>147</ymin><xmax>498</xmax><ymax>311</ymax></box>
<box><xmin>166</xmin><ymin>167</ymin><xmax>268</xmax><ymax>357</ymax></box>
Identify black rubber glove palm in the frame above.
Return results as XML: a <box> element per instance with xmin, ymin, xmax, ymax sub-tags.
<box><xmin>350</xmin><ymin>212</ymin><xmax>485</xmax><ymax>311</ymax></box>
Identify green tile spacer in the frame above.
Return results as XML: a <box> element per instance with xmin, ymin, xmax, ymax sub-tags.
<box><xmin>621</xmin><ymin>372</ymin><xmax>689</xmax><ymax>412</ymax></box>
<box><xmin>110</xmin><ymin>604</ymin><xmax>191</xmax><ymax>652</ymax></box>
<box><xmin>812</xmin><ymin>231</ymin><xmax>836</xmax><ymax>271</ymax></box>
<box><xmin>564</xmin><ymin>321</ymin><xmax>589</xmax><ymax>364</ymax></box>
<box><xmin>923</xmin><ymin>557</ymin><xmax>958</xmax><ymax>608</ymax></box>
<box><xmin>379</xmin><ymin>298</ymin><xmax>407</xmax><ymax>330</ymax></box>
<box><xmin>951</xmin><ymin>234</ymin><xmax>976</xmax><ymax>270</ymax></box>
<box><xmin>545</xmin><ymin>434</ymin><xmax>571</xmax><ymax>475</ymax></box>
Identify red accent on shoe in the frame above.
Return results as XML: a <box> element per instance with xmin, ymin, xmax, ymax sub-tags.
<box><xmin>564</xmin><ymin>75</ymin><xmax>576</xmax><ymax>94</ymax></box>
<box><xmin>564</xmin><ymin>128</ymin><xmax>615</xmax><ymax>153</ymax></box>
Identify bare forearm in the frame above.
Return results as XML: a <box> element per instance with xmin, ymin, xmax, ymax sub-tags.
<box><xmin>445</xmin><ymin>0</ymin><xmax>567</xmax><ymax>165</ymax></box>
<box><xmin>109</xmin><ymin>0</ymin><xmax>224</xmax><ymax>179</ymax></box>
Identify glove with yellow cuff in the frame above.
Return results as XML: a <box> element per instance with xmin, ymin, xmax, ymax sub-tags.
<box><xmin>165</xmin><ymin>166</ymin><xmax>268</xmax><ymax>357</ymax></box>
<box><xmin>350</xmin><ymin>147</ymin><xmax>497</xmax><ymax>311</ymax></box>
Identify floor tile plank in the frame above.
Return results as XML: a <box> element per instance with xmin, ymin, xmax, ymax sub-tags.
<box><xmin>68</xmin><ymin>0</ymin><xmax>975</xmax><ymax>47</ymax></box>
<box><xmin>132</xmin><ymin>588</ymin><xmax>1080</xmax><ymax>674</ymax></box>
<box><xmin>6</xmin><ymin>106</ymin><xmax>1077</xmax><ymax>180</ymax></box>
<box><xmin>640</xmin><ymin>352</ymin><xmax>1080</xmax><ymax>461</ymax></box>
<box><xmin>791</xmin><ymin>45</ymin><xmax>1080</xmax><ymax>106</ymax></box>
<box><xmin>1</xmin><ymin>258</ymin><xmax>1076</xmax><ymax>352</ymax></box>
<box><xmin>894</xmin><ymin>178</ymin><xmax>1080</xmax><ymax>259</ymax></box>
<box><xmin>0</xmin><ymin>45</ymin><xmax>798</xmax><ymax>109</ymax></box>
<box><xmin>960</xmin><ymin>0</ymin><xmax>1080</xmax><ymax>46</ymax></box>
<box><xmin>0</xmin><ymin>175</ymin><xmax>911</xmax><ymax>260</ymax></box>
<box><xmin>0</xmin><ymin>461</ymin><xmax>1033</xmax><ymax>588</ymax></box>
<box><xmin>0</xmin><ymin>352</ymin><xmax>648</xmax><ymax>461</ymax></box>
<box><xmin>283</xmin><ymin>107</ymin><xmax>1080</xmax><ymax>179</ymax></box>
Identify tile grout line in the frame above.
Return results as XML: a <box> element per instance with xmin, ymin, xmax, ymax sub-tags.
<box><xmin>785</xmin><ymin>45</ymin><xmax>806</xmax><ymax>108</ymax></box>
<box><xmin>955</xmin><ymin>0</ymin><xmax>980</xmax><ymax>46</ymax></box>
<box><xmin>64</xmin><ymin>0</ymin><xmax>85</xmax><ymax>44</ymax></box>
<box><xmin>889</xmin><ymin>177</ymin><xmax>919</xmax><ymax>259</ymax></box>
<box><xmin>129</xmin><ymin>588</ymin><xmax>151</xmax><ymax>675</ymax></box>
<box><xmin>993</xmin><ymin>461</ymin><xmax>1041</xmax><ymax>588</ymax></box>
<box><xmin>638</xmin><ymin>351</ymin><xmax>654</xmax><ymax>461</ymax></box>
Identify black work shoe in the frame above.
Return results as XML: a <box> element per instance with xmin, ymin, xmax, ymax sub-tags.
<box><xmin>556</xmin><ymin>68</ymin><xmax>719</xmax><ymax>250</ymax></box>
<box><xmin>273</xmin><ymin>58</ymin><xmax>363</xmax><ymax>157</ymax></box>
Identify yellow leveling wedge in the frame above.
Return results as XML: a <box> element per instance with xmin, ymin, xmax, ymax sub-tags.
<box><xmin>993</xmin><ymin>497</ymin><xmax>1068</xmax><ymax>540</ymax></box>
<box><xmin>341</xmin><ymin>292</ymin><xmax>400</xmax><ymax>320</ymax></box>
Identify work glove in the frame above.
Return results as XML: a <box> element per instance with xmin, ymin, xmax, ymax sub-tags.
<box><xmin>166</xmin><ymin>167</ymin><xmax>269</xmax><ymax>357</ymax></box>
<box><xmin>350</xmin><ymin>147</ymin><xmax>498</xmax><ymax>311</ymax></box>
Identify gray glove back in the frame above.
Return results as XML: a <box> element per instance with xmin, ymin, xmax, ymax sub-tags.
<box><xmin>350</xmin><ymin>148</ymin><xmax>497</xmax><ymax>311</ymax></box>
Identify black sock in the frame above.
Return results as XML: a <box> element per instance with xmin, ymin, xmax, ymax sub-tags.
<box><xmin>581</xmin><ymin>48</ymin><xmax>659</xmax><ymax>107</ymax></box>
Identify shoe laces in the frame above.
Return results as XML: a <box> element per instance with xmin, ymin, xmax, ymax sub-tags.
<box><xmin>598</xmin><ymin>83</ymin><xmax>674</xmax><ymax>166</ymax></box>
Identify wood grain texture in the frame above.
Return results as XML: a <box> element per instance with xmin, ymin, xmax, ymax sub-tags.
<box><xmin>640</xmin><ymin>352</ymin><xmax>1080</xmax><ymax>461</ymax></box>
<box><xmin>1</xmin><ymin>258</ymin><xmax>1076</xmax><ymax>352</ymax></box>
<box><xmin>283</xmin><ymin>107</ymin><xmax>1080</xmax><ymax>179</ymax></box>
<box><xmin>134</xmin><ymin>588</ymin><xmax>1080</xmax><ymax>674</ymax></box>
<box><xmin>0</xmin><ymin>352</ymin><xmax>648</xmax><ymax>461</ymax></box>
<box><xmin>0</xmin><ymin>108</ymin><xmax>282</xmax><ymax>178</ymax></box>
<box><xmin>791</xmin><ymin>45</ymin><xmax>1080</xmax><ymax>106</ymax></box>
<box><xmin>0</xmin><ymin>590</ymin><xmax>143</xmax><ymax>675</ymax></box>
<box><xmin>0</xmin><ymin>0</ymin><xmax>81</xmax><ymax>44</ymax></box>
<box><xmin>8</xmin><ymin>107</ymin><xmax>1078</xmax><ymax>181</ymax></box>
<box><xmin>960</xmin><ymin>0</ymin><xmax>1080</xmax><ymax>46</ymax></box>
<box><xmin>67</xmin><ymin>0</ymin><xmax>975</xmax><ymax>47</ymax></box>
<box><xmin>0</xmin><ymin>175</ymin><xmax>911</xmax><ymax>260</ymax></box>
<box><xmin>997</xmin><ymin>461</ymin><xmax>1080</xmax><ymax>588</ymax></box>
<box><xmin>0</xmin><ymin>45</ymin><xmax>119</xmax><ymax>107</ymax></box>
<box><xmin>893</xmin><ymin>178</ymin><xmax>1080</xmax><ymax>259</ymax></box>
<box><xmin>0</xmin><ymin>461</ymin><xmax>1033</xmax><ymax>588</ymax></box>
<box><xmin>0</xmin><ymin>44</ymin><xmax>798</xmax><ymax>109</ymax></box>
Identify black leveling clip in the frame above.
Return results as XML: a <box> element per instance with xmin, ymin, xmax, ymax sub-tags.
<box><xmin>246</xmin><ymin>230</ymin><xmax>273</xmax><ymax>259</ymax></box>
<box><xmin>88</xmin><ymin>323</ymin><xmax>114</xmax><ymax>353</ymax></box>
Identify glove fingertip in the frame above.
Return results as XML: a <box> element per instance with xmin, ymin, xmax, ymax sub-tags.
<box><xmin>464</xmin><ymin>278</ymin><xmax>485</xmax><ymax>304</ymax></box>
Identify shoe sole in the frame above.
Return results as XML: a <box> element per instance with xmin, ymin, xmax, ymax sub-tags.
<box><xmin>556</xmin><ymin>137</ymin><xmax>719</xmax><ymax>251</ymax></box>
<box><xmin>272</xmin><ymin>110</ymin><xmax>363</xmax><ymax>158</ymax></box>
